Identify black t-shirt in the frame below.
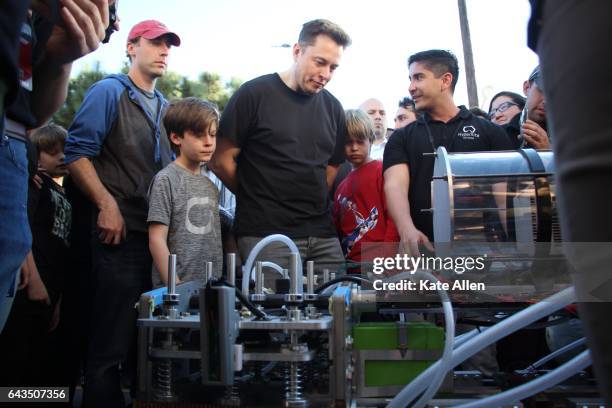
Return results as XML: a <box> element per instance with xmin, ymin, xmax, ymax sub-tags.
<box><xmin>383</xmin><ymin>106</ymin><xmax>513</xmax><ymax>240</ymax></box>
<box><xmin>218</xmin><ymin>73</ymin><xmax>346</xmax><ymax>238</ymax></box>
<box><xmin>28</xmin><ymin>174</ymin><xmax>72</xmax><ymax>301</ymax></box>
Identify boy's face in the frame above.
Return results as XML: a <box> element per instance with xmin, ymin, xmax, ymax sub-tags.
<box><xmin>173</xmin><ymin>123</ymin><xmax>217</xmax><ymax>164</ymax></box>
<box><xmin>344</xmin><ymin>134</ymin><xmax>371</xmax><ymax>168</ymax></box>
<box><xmin>39</xmin><ymin>146</ymin><xmax>68</xmax><ymax>178</ymax></box>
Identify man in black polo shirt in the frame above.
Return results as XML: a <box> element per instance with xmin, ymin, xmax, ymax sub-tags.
<box><xmin>383</xmin><ymin>49</ymin><xmax>513</xmax><ymax>255</ymax></box>
<box><xmin>211</xmin><ymin>19</ymin><xmax>351</xmax><ymax>278</ymax></box>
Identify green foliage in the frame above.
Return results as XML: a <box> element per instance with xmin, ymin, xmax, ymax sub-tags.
<box><xmin>53</xmin><ymin>64</ymin><xmax>243</xmax><ymax>127</ymax></box>
<box><xmin>53</xmin><ymin>62</ymin><xmax>106</xmax><ymax>128</ymax></box>
<box><xmin>156</xmin><ymin>71</ymin><xmax>184</xmax><ymax>101</ymax></box>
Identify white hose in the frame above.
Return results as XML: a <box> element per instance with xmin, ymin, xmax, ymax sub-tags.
<box><xmin>455</xmin><ymin>349</ymin><xmax>591</xmax><ymax>408</ymax></box>
<box><xmin>453</xmin><ymin>328</ymin><xmax>482</xmax><ymax>349</ymax></box>
<box><xmin>241</xmin><ymin>234</ymin><xmax>302</xmax><ymax>296</ymax></box>
<box><xmin>387</xmin><ymin>286</ymin><xmax>576</xmax><ymax>408</ymax></box>
<box><xmin>411</xmin><ymin>272</ymin><xmax>455</xmax><ymax>408</ymax></box>
<box><xmin>250</xmin><ymin>261</ymin><xmax>285</xmax><ymax>280</ymax></box>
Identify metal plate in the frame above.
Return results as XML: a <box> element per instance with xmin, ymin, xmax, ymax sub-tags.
<box><xmin>149</xmin><ymin>349</ymin><xmax>201</xmax><ymax>359</ymax></box>
<box><xmin>239</xmin><ymin>316</ymin><xmax>332</xmax><ymax>330</ymax></box>
<box><xmin>137</xmin><ymin>315</ymin><xmax>201</xmax><ymax>328</ymax></box>
<box><xmin>242</xmin><ymin>349</ymin><xmax>316</xmax><ymax>362</ymax></box>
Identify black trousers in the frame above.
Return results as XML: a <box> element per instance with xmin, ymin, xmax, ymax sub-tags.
<box><xmin>538</xmin><ymin>0</ymin><xmax>612</xmax><ymax>402</ymax></box>
<box><xmin>82</xmin><ymin>231</ymin><xmax>152</xmax><ymax>408</ymax></box>
<box><xmin>0</xmin><ymin>290</ymin><xmax>56</xmax><ymax>387</ymax></box>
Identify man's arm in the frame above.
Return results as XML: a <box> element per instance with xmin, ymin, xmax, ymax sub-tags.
<box><xmin>30</xmin><ymin>0</ymin><xmax>110</xmax><ymax>126</ymax></box>
<box><xmin>67</xmin><ymin>157</ymin><xmax>125</xmax><ymax>244</ymax></box>
<box><xmin>326</xmin><ymin>164</ymin><xmax>339</xmax><ymax>192</ymax></box>
<box><xmin>21</xmin><ymin>250</ymin><xmax>50</xmax><ymax>305</ymax></box>
<box><xmin>383</xmin><ymin>164</ymin><xmax>431</xmax><ymax>256</ymax></box>
<box><xmin>209</xmin><ymin>138</ymin><xmax>240</xmax><ymax>194</ymax></box>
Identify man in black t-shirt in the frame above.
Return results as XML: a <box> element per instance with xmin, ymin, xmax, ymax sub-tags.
<box><xmin>211</xmin><ymin>19</ymin><xmax>351</xmax><ymax>279</ymax></box>
<box><xmin>383</xmin><ymin>50</ymin><xmax>513</xmax><ymax>255</ymax></box>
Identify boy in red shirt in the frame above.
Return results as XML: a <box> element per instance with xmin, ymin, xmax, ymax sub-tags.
<box><xmin>333</xmin><ymin>109</ymin><xmax>399</xmax><ymax>269</ymax></box>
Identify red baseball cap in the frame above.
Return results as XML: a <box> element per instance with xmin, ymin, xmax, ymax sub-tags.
<box><xmin>127</xmin><ymin>20</ymin><xmax>181</xmax><ymax>46</ymax></box>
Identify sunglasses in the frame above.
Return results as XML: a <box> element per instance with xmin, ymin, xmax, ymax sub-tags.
<box><xmin>489</xmin><ymin>101</ymin><xmax>518</xmax><ymax>118</ymax></box>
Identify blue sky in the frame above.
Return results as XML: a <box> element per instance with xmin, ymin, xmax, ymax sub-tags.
<box><xmin>73</xmin><ymin>0</ymin><xmax>538</xmax><ymax>121</ymax></box>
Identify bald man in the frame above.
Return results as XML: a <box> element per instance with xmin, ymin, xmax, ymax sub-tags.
<box><xmin>359</xmin><ymin>98</ymin><xmax>389</xmax><ymax>160</ymax></box>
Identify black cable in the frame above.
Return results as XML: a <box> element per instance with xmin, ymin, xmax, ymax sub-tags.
<box><xmin>457</xmin><ymin>314</ymin><xmax>573</xmax><ymax>330</ymax></box>
<box><xmin>314</xmin><ymin>275</ymin><xmax>371</xmax><ymax>294</ymax></box>
<box><xmin>211</xmin><ymin>279</ymin><xmax>270</xmax><ymax>320</ymax></box>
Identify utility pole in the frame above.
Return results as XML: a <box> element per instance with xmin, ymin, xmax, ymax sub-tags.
<box><xmin>458</xmin><ymin>0</ymin><xmax>479</xmax><ymax>108</ymax></box>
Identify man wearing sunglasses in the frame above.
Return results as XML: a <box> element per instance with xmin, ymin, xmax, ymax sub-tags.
<box><xmin>520</xmin><ymin>66</ymin><xmax>550</xmax><ymax>149</ymax></box>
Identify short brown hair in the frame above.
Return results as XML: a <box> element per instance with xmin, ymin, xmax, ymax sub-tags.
<box><xmin>345</xmin><ymin>109</ymin><xmax>375</xmax><ymax>144</ymax></box>
<box><xmin>298</xmin><ymin>19</ymin><xmax>351</xmax><ymax>48</ymax></box>
<box><xmin>29</xmin><ymin>123</ymin><xmax>67</xmax><ymax>154</ymax></box>
<box><xmin>126</xmin><ymin>37</ymin><xmax>140</xmax><ymax>63</ymax></box>
<box><xmin>163</xmin><ymin>97</ymin><xmax>220</xmax><ymax>154</ymax></box>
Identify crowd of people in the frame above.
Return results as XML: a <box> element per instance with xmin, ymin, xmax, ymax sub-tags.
<box><xmin>1</xmin><ymin>1</ymin><xmax>612</xmax><ymax>407</ymax></box>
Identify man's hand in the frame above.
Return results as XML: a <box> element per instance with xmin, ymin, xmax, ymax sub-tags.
<box><xmin>44</xmin><ymin>0</ymin><xmax>110</xmax><ymax>65</ymax></box>
<box><xmin>31</xmin><ymin>167</ymin><xmax>49</xmax><ymax>190</ymax></box>
<box><xmin>27</xmin><ymin>274</ymin><xmax>51</xmax><ymax>305</ymax></box>
<box><xmin>398</xmin><ymin>226</ymin><xmax>433</xmax><ymax>257</ymax></box>
<box><xmin>17</xmin><ymin>257</ymin><xmax>31</xmax><ymax>290</ymax></box>
<box><xmin>97</xmin><ymin>198</ymin><xmax>126</xmax><ymax>245</ymax></box>
<box><xmin>49</xmin><ymin>299</ymin><xmax>61</xmax><ymax>332</ymax></box>
<box><xmin>522</xmin><ymin>119</ymin><xmax>550</xmax><ymax>149</ymax></box>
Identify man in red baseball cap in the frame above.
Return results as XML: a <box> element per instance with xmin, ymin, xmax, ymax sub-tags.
<box><xmin>127</xmin><ymin>19</ymin><xmax>181</xmax><ymax>46</ymax></box>
<box><xmin>65</xmin><ymin>18</ymin><xmax>180</xmax><ymax>408</ymax></box>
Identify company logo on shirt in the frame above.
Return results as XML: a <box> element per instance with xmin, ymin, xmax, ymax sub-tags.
<box><xmin>457</xmin><ymin>125</ymin><xmax>479</xmax><ymax>140</ymax></box>
<box><xmin>185</xmin><ymin>197</ymin><xmax>213</xmax><ymax>234</ymax></box>
<box><xmin>50</xmin><ymin>188</ymin><xmax>71</xmax><ymax>245</ymax></box>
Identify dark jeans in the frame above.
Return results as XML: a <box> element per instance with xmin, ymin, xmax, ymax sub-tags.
<box><xmin>54</xmin><ymin>181</ymin><xmax>94</xmax><ymax>403</ymax></box>
<box><xmin>539</xmin><ymin>0</ymin><xmax>612</xmax><ymax>402</ymax></box>
<box><xmin>83</xmin><ymin>231</ymin><xmax>152</xmax><ymax>408</ymax></box>
<box><xmin>0</xmin><ymin>135</ymin><xmax>31</xmax><ymax>305</ymax></box>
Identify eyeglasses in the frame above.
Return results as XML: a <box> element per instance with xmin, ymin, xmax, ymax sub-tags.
<box><xmin>489</xmin><ymin>101</ymin><xmax>518</xmax><ymax>118</ymax></box>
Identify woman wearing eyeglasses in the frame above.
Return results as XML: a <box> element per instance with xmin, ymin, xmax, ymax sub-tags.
<box><xmin>488</xmin><ymin>91</ymin><xmax>526</xmax><ymax>126</ymax></box>
<box><xmin>488</xmin><ymin>91</ymin><xmax>528</xmax><ymax>149</ymax></box>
